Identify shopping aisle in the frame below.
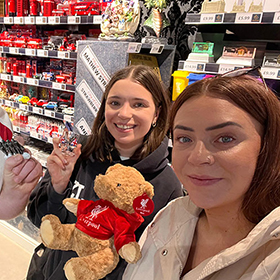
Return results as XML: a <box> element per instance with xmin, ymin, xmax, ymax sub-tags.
<box><xmin>0</xmin><ymin>220</ymin><xmax>39</xmax><ymax>280</ymax></box>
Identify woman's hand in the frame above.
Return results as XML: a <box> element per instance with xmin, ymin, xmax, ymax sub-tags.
<box><xmin>47</xmin><ymin>137</ymin><xmax>82</xmax><ymax>194</ymax></box>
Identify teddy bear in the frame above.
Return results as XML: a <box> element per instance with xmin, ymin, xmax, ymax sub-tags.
<box><xmin>40</xmin><ymin>163</ymin><xmax>154</xmax><ymax>280</ymax></box>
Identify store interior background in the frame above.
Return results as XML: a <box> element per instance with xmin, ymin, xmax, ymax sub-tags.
<box><xmin>1</xmin><ymin>0</ymin><xmax>280</xmax><ymax>278</ymax></box>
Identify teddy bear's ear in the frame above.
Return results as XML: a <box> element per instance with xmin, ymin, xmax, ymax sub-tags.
<box><xmin>105</xmin><ymin>163</ymin><xmax>123</xmax><ymax>174</ymax></box>
<box><xmin>143</xmin><ymin>182</ymin><xmax>154</xmax><ymax>199</ymax></box>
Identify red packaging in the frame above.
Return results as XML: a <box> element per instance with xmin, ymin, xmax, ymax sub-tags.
<box><xmin>13</xmin><ymin>62</ymin><xmax>18</xmax><ymax>75</ymax></box>
<box><xmin>26</xmin><ymin>63</ymin><xmax>32</xmax><ymax>78</ymax></box>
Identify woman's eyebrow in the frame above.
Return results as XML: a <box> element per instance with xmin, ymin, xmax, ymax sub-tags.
<box><xmin>205</xmin><ymin>121</ymin><xmax>243</xmax><ymax>131</ymax></box>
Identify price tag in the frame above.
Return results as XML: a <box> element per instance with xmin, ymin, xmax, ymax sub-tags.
<box><xmin>150</xmin><ymin>44</ymin><xmax>164</xmax><ymax>54</ymax></box>
<box><xmin>0</xmin><ymin>46</ymin><xmax>3</xmax><ymax>52</ymax></box>
<box><xmin>26</xmin><ymin>78</ymin><xmax>39</xmax><ymax>86</ymax></box>
<box><xmin>13</xmin><ymin>76</ymin><xmax>24</xmax><ymax>83</ymax></box>
<box><xmin>33</xmin><ymin>107</ymin><xmax>43</xmax><ymax>114</ymax></box>
<box><xmin>48</xmin><ymin>137</ymin><xmax>53</xmax><ymax>144</ymax></box>
<box><xmin>19</xmin><ymin>104</ymin><xmax>28</xmax><ymax>111</ymax></box>
<box><xmin>235</xmin><ymin>12</ymin><xmax>262</xmax><ymax>23</ymax></box>
<box><xmin>4</xmin><ymin>17</ymin><xmax>13</xmax><ymax>24</ymax></box>
<box><xmin>63</xmin><ymin>114</ymin><xmax>73</xmax><ymax>122</ymax></box>
<box><xmin>30</xmin><ymin>131</ymin><xmax>37</xmax><ymax>138</ymax></box>
<box><xmin>14</xmin><ymin>17</ymin><xmax>24</xmax><ymax>24</ymax></box>
<box><xmin>1</xmin><ymin>74</ymin><xmax>11</xmax><ymax>81</ymax></box>
<box><xmin>57</xmin><ymin>51</ymin><xmax>70</xmax><ymax>59</ymax></box>
<box><xmin>68</xmin><ymin>16</ymin><xmax>80</xmax><ymax>24</ymax></box>
<box><xmin>44</xmin><ymin>109</ymin><xmax>56</xmax><ymax>118</ymax></box>
<box><xmin>53</xmin><ymin>82</ymin><xmax>66</xmax><ymax>90</ymax></box>
<box><xmin>25</xmin><ymin>48</ymin><xmax>36</xmax><ymax>56</ymax></box>
<box><xmin>5</xmin><ymin>100</ymin><xmax>12</xmax><ymax>107</ymax></box>
<box><xmin>127</xmin><ymin>43</ymin><xmax>142</xmax><ymax>53</ymax></box>
<box><xmin>36</xmin><ymin>16</ymin><xmax>47</xmax><ymax>24</ymax></box>
<box><xmin>218</xmin><ymin>64</ymin><xmax>237</xmax><ymax>74</ymax></box>
<box><xmin>200</xmin><ymin>13</ymin><xmax>224</xmax><ymax>23</ymax></box>
<box><xmin>48</xmin><ymin>16</ymin><xmax>60</xmax><ymax>24</ymax></box>
<box><xmin>261</xmin><ymin>67</ymin><xmax>278</xmax><ymax>79</ymax></box>
<box><xmin>273</xmin><ymin>12</ymin><xmax>280</xmax><ymax>23</ymax></box>
<box><xmin>93</xmin><ymin>15</ymin><xmax>102</xmax><ymax>24</ymax></box>
<box><xmin>183</xmin><ymin>61</ymin><xmax>205</xmax><ymax>72</ymax></box>
<box><xmin>37</xmin><ymin>49</ymin><xmax>48</xmax><ymax>57</ymax></box>
<box><xmin>25</xmin><ymin>17</ymin><xmax>35</xmax><ymax>24</ymax></box>
<box><xmin>14</xmin><ymin>126</ymin><xmax>21</xmax><ymax>133</ymax></box>
<box><xmin>9</xmin><ymin>47</ymin><xmax>20</xmax><ymax>54</ymax></box>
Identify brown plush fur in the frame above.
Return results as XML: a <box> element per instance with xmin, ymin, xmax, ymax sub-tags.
<box><xmin>40</xmin><ymin>164</ymin><xmax>154</xmax><ymax>280</ymax></box>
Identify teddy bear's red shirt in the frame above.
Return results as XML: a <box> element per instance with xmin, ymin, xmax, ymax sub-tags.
<box><xmin>75</xmin><ymin>199</ymin><xmax>144</xmax><ymax>252</ymax></box>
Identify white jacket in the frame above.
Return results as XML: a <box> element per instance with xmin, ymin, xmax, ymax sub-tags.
<box><xmin>123</xmin><ymin>196</ymin><xmax>280</xmax><ymax>280</ymax></box>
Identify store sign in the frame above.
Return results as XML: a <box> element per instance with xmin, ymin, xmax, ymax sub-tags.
<box><xmin>75</xmin><ymin>117</ymin><xmax>92</xmax><ymax>136</ymax></box>
<box><xmin>80</xmin><ymin>46</ymin><xmax>110</xmax><ymax>92</ymax></box>
<box><xmin>76</xmin><ymin>79</ymin><xmax>101</xmax><ymax>117</ymax></box>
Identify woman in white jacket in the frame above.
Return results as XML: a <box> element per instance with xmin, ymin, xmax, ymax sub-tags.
<box><xmin>123</xmin><ymin>68</ymin><xmax>280</xmax><ymax>280</ymax></box>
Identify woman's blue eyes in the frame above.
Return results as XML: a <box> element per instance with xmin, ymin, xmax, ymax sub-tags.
<box><xmin>217</xmin><ymin>136</ymin><xmax>234</xmax><ymax>143</ymax></box>
<box><xmin>178</xmin><ymin>137</ymin><xmax>191</xmax><ymax>143</ymax></box>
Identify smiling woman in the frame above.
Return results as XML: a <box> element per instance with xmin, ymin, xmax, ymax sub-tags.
<box><xmin>123</xmin><ymin>74</ymin><xmax>280</xmax><ymax>280</ymax></box>
<box><xmin>26</xmin><ymin>65</ymin><xmax>184</xmax><ymax>280</ymax></box>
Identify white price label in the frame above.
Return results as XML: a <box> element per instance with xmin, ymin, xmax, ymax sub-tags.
<box><xmin>13</xmin><ymin>76</ymin><xmax>24</xmax><ymax>83</ymax></box>
<box><xmin>44</xmin><ymin>109</ymin><xmax>56</xmax><ymax>118</ymax></box>
<box><xmin>93</xmin><ymin>15</ymin><xmax>102</xmax><ymax>24</ymax></box>
<box><xmin>14</xmin><ymin>17</ymin><xmax>24</xmax><ymax>24</ymax></box>
<box><xmin>63</xmin><ymin>114</ymin><xmax>73</xmax><ymax>122</ymax></box>
<box><xmin>127</xmin><ymin>43</ymin><xmax>142</xmax><ymax>53</ymax></box>
<box><xmin>0</xmin><ymin>46</ymin><xmax>3</xmax><ymax>52</ymax></box>
<box><xmin>36</xmin><ymin>16</ymin><xmax>47</xmax><ymax>24</ymax></box>
<box><xmin>26</xmin><ymin>78</ymin><xmax>39</xmax><ymax>86</ymax></box>
<box><xmin>53</xmin><ymin>82</ymin><xmax>66</xmax><ymax>90</ymax></box>
<box><xmin>1</xmin><ymin>74</ymin><xmax>11</xmax><ymax>80</ymax></box>
<box><xmin>48</xmin><ymin>16</ymin><xmax>60</xmax><ymax>24</ymax></box>
<box><xmin>32</xmin><ymin>107</ymin><xmax>43</xmax><ymax>114</ymax></box>
<box><xmin>4</xmin><ymin>17</ymin><xmax>13</xmax><ymax>24</ymax></box>
<box><xmin>183</xmin><ymin>62</ymin><xmax>205</xmax><ymax>72</ymax></box>
<box><xmin>25</xmin><ymin>17</ymin><xmax>35</xmax><ymax>24</ymax></box>
<box><xmin>68</xmin><ymin>16</ymin><xmax>80</xmax><ymax>24</ymax></box>
<box><xmin>273</xmin><ymin>12</ymin><xmax>280</xmax><ymax>23</ymax></box>
<box><xmin>14</xmin><ymin>126</ymin><xmax>20</xmax><ymax>133</ymax></box>
<box><xmin>19</xmin><ymin>104</ymin><xmax>28</xmax><ymax>111</ymax></box>
<box><xmin>25</xmin><ymin>48</ymin><xmax>36</xmax><ymax>56</ymax></box>
<box><xmin>30</xmin><ymin>131</ymin><xmax>37</xmax><ymax>138</ymax></box>
<box><xmin>150</xmin><ymin>44</ymin><xmax>164</xmax><ymax>54</ymax></box>
<box><xmin>261</xmin><ymin>67</ymin><xmax>278</xmax><ymax>79</ymax></box>
<box><xmin>218</xmin><ymin>64</ymin><xmax>237</xmax><ymax>74</ymax></box>
<box><xmin>5</xmin><ymin>100</ymin><xmax>12</xmax><ymax>107</ymax></box>
<box><xmin>37</xmin><ymin>49</ymin><xmax>48</xmax><ymax>57</ymax></box>
<box><xmin>235</xmin><ymin>12</ymin><xmax>262</xmax><ymax>23</ymax></box>
<box><xmin>9</xmin><ymin>47</ymin><xmax>19</xmax><ymax>54</ymax></box>
<box><xmin>200</xmin><ymin>13</ymin><xmax>224</xmax><ymax>23</ymax></box>
<box><xmin>57</xmin><ymin>51</ymin><xmax>70</xmax><ymax>59</ymax></box>
<box><xmin>48</xmin><ymin>137</ymin><xmax>53</xmax><ymax>144</ymax></box>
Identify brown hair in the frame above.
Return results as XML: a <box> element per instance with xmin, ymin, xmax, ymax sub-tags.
<box><xmin>82</xmin><ymin>64</ymin><xmax>170</xmax><ymax>161</ymax></box>
<box><xmin>170</xmin><ymin>76</ymin><xmax>280</xmax><ymax>224</ymax></box>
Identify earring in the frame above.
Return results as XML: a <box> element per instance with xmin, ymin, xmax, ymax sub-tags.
<box><xmin>152</xmin><ymin>122</ymin><xmax>157</xmax><ymax>128</ymax></box>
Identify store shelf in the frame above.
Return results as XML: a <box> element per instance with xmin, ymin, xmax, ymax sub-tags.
<box><xmin>0</xmin><ymin>15</ymin><xmax>102</xmax><ymax>25</ymax></box>
<box><xmin>0</xmin><ymin>46</ymin><xmax>77</xmax><ymax>60</ymax></box>
<box><xmin>0</xmin><ymin>98</ymin><xmax>74</xmax><ymax>122</ymax></box>
<box><xmin>0</xmin><ymin>74</ymin><xmax>75</xmax><ymax>92</ymax></box>
<box><xmin>185</xmin><ymin>12</ymin><xmax>280</xmax><ymax>24</ymax></box>
<box><xmin>177</xmin><ymin>61</ymin><xmax>280</xmax><ymax>80</ymax></box>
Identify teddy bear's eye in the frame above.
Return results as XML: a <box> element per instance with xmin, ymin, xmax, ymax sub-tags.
<box><xmin>117</xmin><ymin>183</ymin><xmax>121</xmax><ymax>187</ymax></box>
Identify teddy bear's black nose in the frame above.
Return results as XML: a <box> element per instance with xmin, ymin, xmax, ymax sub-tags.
<box><xmin>117</xmin><ymin>183</ymin><xmax>121</xmax><ymax>187</ymax></box>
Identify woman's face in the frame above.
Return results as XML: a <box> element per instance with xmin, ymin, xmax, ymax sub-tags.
<box><xmin>105</xmin><ymin>78</ymin><xmax>158</xmax><ymax>156</ymax></box>
<box><xmin>172</xmin><ymin>95</ymin><xmax>262</xmax><ymax>212</ymax></box>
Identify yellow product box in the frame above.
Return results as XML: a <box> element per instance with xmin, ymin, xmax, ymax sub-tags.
<box><xmin>172</xmin><ymin>70</ymin><xmax>190</xmax><ymax>101</ymax></box>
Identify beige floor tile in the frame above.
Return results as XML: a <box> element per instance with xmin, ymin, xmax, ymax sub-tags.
<box><xmin>0</xmin><ymin>232</ymin><xmax>32</xmax><ymax>280</ymax></box>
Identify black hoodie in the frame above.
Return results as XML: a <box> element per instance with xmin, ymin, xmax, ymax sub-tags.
<box><xmin>27</xmin><ymin>137</ymin><xmax>183</xmax><ymax>280</ymax></box>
